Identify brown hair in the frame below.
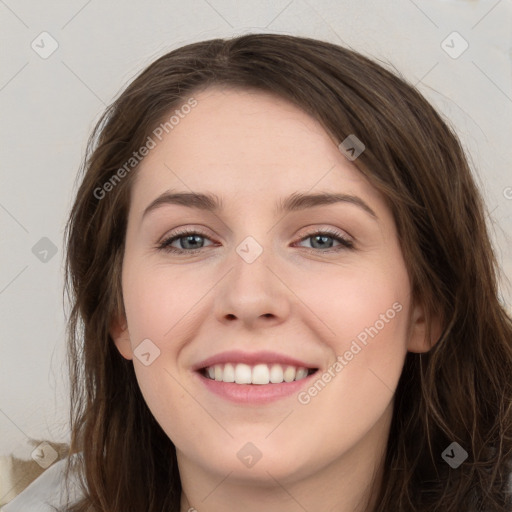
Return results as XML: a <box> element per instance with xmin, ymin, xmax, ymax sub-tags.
<box><xmin>61</xmin><ymin>33</ymin><xmax>512</xmax><ymax>511</ymax></box>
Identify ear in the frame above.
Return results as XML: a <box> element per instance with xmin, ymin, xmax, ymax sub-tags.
<box><xmin>407</xmin><ymin>299</ymin><xmax>444</xmax><ymax>353</ymax></box>
<box><xmin>109</xmin><ymin>314</ymin><xmax>133</xmax><ymax>360</ymax></box>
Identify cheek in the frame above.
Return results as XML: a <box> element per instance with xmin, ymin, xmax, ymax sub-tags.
<box><xmin>122</xmin><ymin>261</ymin><xmax>218</xmax><ymax>441</ymax></box>
<box><xmin>290</xmin><ymin>256</ymin><xmax>410</xmax><ymax>391</ymax></box>
<box><xmin>290</xmin><ymin>257</ymin><xmax>409</xmax><ymax>342</ymax></box>
<box><xmin>133</xmin><ymin>362</ymin><xmax>206</xmax><ymax>452</ymax></box>
<box><xmin>293</xmin><ymin>285</ymin><xmax>408</xmax><ymax>463</ymax></box>
<box><xmin>122</xmin><ymin>271</ymin><xmax>199</xmax><ymax>433</ymax></box>
<box><xmin>122</xmin><ymin>260</ymin><xmax>212</xmax><ymax>342</ymax></box>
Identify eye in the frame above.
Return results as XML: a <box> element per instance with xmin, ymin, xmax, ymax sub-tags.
<box><xmin>293</xmin><ymin>228</ymin><xmax>354</xmax><ymax>253</ymax></box>
<box><xmin>157</xmin><ymin>228</ymin><xmax>214</xmax><ymax>254</ymax></box>
<box><xmin>156</xmin><ymin>227</ymin><xmax>354</xmax><ymax>254</ymax></box>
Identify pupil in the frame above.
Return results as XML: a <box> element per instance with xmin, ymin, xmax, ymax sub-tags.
<box><xmin>312</xmin><ymin>235</ymin><xmax>332</xmax><ymax>249</ymax></box>
<box><xmin>183</xmin><ymin>235</ymin><xmax>202</xmax><ymax>249</ymax></box>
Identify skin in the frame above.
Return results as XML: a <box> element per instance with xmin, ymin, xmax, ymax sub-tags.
<box><xmin>110</xmin><ymin>87</ymin><xmax>442</xmax><ymax>512</ymax></box>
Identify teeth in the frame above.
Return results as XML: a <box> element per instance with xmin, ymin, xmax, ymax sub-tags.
<box><xmin>223</xmin><ymin>363</ymin><xmax>235</xmax><ymax>382</ymax></box>
<box><xmin>295</xmin><ymin>368</ymin><xmax>308</xmax><ymax>380</ymax></box>
<box><xmin>203</xmin><ymin>363</ymin><xmax>312</xmax><ymax>384</ymax></box>
<box><xmin>283</xmin><ymin>366</ymin><xmax>296</xmax><ymax>382</ymax></box>
<box><xmin>269</xmin><ymin>364</ymin><xmax>283</xmax><ymax>383</ymax></box>
<box><xmin>252</xmin><ymin>364</ymin><xmax>269</xmax><ymax>385</ymax></box>
<box><xmin>235</xmin><ymin>363</ymin><xmax>252</xmax><ymax>384</ymax></box>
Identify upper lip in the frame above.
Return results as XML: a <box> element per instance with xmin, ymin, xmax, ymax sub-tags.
<box><xmin>192</xmin><ymin>350</ymin><xmax>318</xmax><ymax>371</ymax></box>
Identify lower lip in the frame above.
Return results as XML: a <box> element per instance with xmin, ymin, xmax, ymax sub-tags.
<box><xmin>195</xmin><ymin>371</ymin><xmax>317</xmax><ymax>404</ymax></box>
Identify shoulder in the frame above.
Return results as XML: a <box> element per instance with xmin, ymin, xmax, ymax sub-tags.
<box><xmin>1</xmin><ymin>453</ymin><xmax>83</xmax><ymax>512</ymax></box>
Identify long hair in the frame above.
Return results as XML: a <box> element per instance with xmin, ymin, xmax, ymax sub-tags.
<box><xmin>62</xmin><ymin>33</ymin><xmax>512</xmax><ymax>511</ymax></box>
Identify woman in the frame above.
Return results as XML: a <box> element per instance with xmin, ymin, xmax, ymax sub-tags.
<box><xmin>11</xmin><ymin>33</ymin><xmax>512</xmax><ymax>512</ymax></box>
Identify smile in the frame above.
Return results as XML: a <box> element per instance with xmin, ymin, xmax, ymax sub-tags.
<box><xmin>201</xmin><ymin>363</ymin><xmax>317</xmax><ymax>384</ymax></box>
<box><xmin>193</xmin><ymin>350</ymin><xmax>320</xmax><ymax>404</ymax></box>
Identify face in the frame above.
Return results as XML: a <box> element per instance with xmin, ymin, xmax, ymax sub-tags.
<box><xmin>111</xmin><ymin>86</ymin><xmax>434</xmax><ymax>490</ymax></box>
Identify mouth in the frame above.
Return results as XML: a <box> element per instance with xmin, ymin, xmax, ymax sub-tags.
<box><xmin>198</xmin><ymin>363</ymin><xmax>318</xmax><ymax>385</ymax></box>
<box><xmin>192</xmin><ymin>351</ymin><xmax>320</xmax><ymax>404</ymax></box>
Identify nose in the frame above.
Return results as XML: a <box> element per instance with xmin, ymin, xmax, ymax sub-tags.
<box><xmin>213</xmin><ymin>240</ymin><xmax>291</xmax><ymax>329</ymax></box>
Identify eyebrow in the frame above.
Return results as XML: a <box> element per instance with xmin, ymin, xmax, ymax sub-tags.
<box><xmin>142</xmin><ymin>190</ymin><xmax>377</xmax><ymax>220</ymax></box>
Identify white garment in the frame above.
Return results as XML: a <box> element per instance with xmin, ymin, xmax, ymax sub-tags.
<box><xmin>1</xmin><ymin>453</ymin><xmax>83</xmax><ymax>512</ymax></box>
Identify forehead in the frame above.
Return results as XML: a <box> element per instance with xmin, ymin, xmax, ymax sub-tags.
<box><xmin>130</xmin><ymin>86</ymin><xmax>386</xmax><ymax>216</ymax></box>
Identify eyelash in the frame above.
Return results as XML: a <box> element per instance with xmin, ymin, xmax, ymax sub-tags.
<box><xmin>156</xmin><ymin>227</ymin><xmax>354</xmax><ymax>255</ymax></box>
